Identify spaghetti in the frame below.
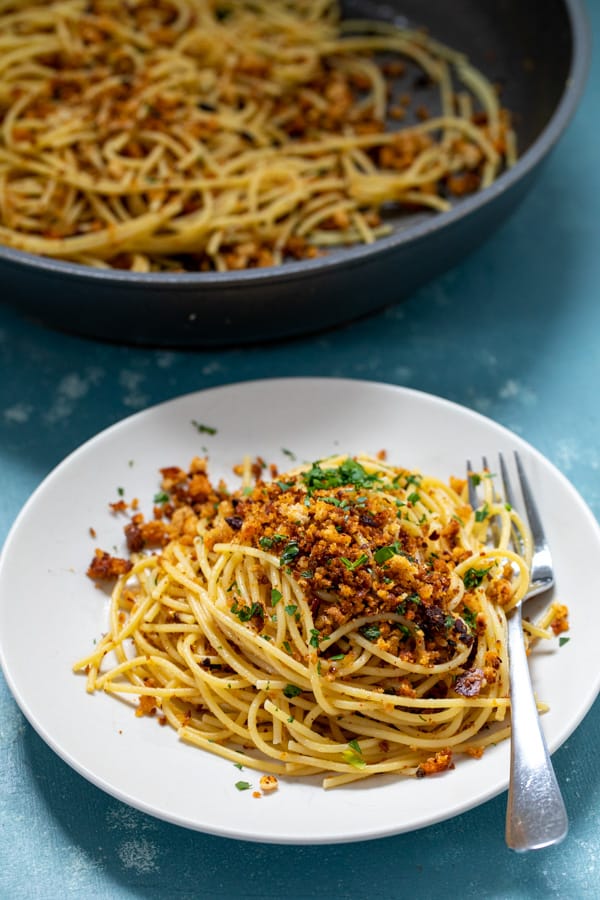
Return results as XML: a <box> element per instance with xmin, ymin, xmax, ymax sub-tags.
<box><xmin>0</xmin><ymin>0</ymin><xmax>516</xmax><ymax>272</ymax></box>
<box><xmin>75</xmin><ymin>453</ymin><xmax>566</xmax><ymax>788</ymax></box>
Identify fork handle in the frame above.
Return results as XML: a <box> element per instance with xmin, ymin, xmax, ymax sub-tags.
<box><xmin>505</xmin><ymin>604</ymin><xmax>568</xmax><ymax>851</ymax></box>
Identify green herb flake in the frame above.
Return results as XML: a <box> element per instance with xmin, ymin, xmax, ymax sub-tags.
<box><xmin>234</xmin><ymin>762</ymin><xmax>244</xmax><ymax>770</ymax></box>
<box><xmin>407</xmin><ymin>492</ymin><xmax>420</xmax><ymax>505</ymax></box>
<box><xmin>321</xmin><ymin>496</ymin><xmax>347</xmax><ymax>508</ymax></box>
<box><xmin>559</xmin><ymin>636</ymin><xmax>570</xmax><ymax>647</ymax></box>
<box><xmin>284</xmin><ymin>604</ymin><xmax>298</xmax><ymax>617</ymax></box>
<box><xmin>341</xmin><ymin>749</ymin><xmax>367</xmax><ymax>770</ymax></box>
<box><xmin>340</xmin><ymin>553</ymin><xmax>368</xmax><ymax>571</ymax></box>
<box><xmin>235</xmin><ymin>781</ymin><xmax>252</xmax><ymax>791</ymax></box>
<box><xmin>153</xmin><ymin>491</ymin><xmax>169</xmax><ymax>504</ymax></box>
<box><xmin>469</xmin><ymin>473</ymin><xmax>482</xmax><ymax>487</ymax></box>
<box><xmin>231</xmin><ymin>600</ymin><xmax>264</xmax><ymax>622</ymax></box>
<box><xmin>461</xmin><ymin>606</ymin><xmax>477</xmax><ymax>630</ymax></box>
<box><xmin>475</xmin><ymin>502</ymin><xmax>490</xmax><ymax>523</ymax></box>
<box><xmin>360</xmin><ymin>624</ymin><xmax>381</xmax><ymax>641</ymax></box>
<box><xmin>283</xmin><ymin>641</ymin><xmax>292</xmax><ymax>654</ymax></box>
<box><xmin>276</xmin><ymin>480</ymin><xmax>294</xmax><ymax>492</ymax></box>
<box><xmin>283</xmin><ymin>684</ymin><xmax>302</xmax><ymax>698</ymax></box>
<box><xmin>348</xmin><ymin>739</ymin><xmax>362</xmax><ymax>754</ymax></box>
<box><xmin>309</xmin><ymin>628</ymin><xmax>321</xmax><ymax>648</ymax></box>
<box><xmin>117</xmin><ymin>486</ymin><xmax>124</xmax><ymax>497</ymax></box>
<box><xmin>301</xmin><ymin>458</ymin><xmax>381</xmax><ymax>494</ymax></box>
<box><xmin>271</xmin><ymin>588</ymin><xmax>283</xmax><ymax>606</ymax></box>
<box><xmin>374</xmin><ymin>542</ymin><xmax>402</xmax><ymax>565</ymax></box>
<box><xmin>330</xmin><ymin>653</ymin><xmax>345</xmax><ymax>661</ymax></box>
<box><xmin>279</xmin><ymin>540</ymin><xmax>300</xmax><ymax>566</ymax></box>
<box><xmin>463</xmin><ymin>566</ymin><xmax>493</xmax><ymax>589</ymax></box>
<box><xmin>281</xmin><ymin>448</ymin><xmax>296</xmax><ymax>460</ymax></box>
<box><xmin>191</xmin><ymin>420</ymin><xmax>217</xmax><ymax>435</ymax></box>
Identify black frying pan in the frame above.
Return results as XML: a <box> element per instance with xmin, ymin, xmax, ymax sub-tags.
<box><xmin>0</xmin><ymin>0</ymin><xmax>590</xmax><ymax>346</ymax></box>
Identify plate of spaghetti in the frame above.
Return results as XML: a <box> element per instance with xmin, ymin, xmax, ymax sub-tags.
<box><xmin>0</xmin><ymin>1</ymin><xmax>589</xmax><ymax>344</ymax></box>
<box><xmin>1</xmin><ymin>378</ymin><xmax>599</xmax><ymax>843</ymax></box>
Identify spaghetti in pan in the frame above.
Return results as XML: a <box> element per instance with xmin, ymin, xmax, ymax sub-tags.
<box><xmin>76</xmin><ymin>454</ymin><xmax>568</xmax><ymax>788</ymax></box>
<box><xmin>0</xmin><ymin>0</ymin><xmax>515</xmax><ymax>272</ymax></box>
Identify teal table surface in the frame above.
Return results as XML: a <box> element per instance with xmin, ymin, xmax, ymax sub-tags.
<box><xmin>2</xmin><ymin>8</ymin><xmax>600</xmax><ymax>899</ymax></box>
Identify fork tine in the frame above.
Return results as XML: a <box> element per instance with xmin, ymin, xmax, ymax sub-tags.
<box><xmin>499</xmin><ymin>452</ymin><xmax>524</xmax><ymax>557</ymax></box>
<box><xmin>499</xmin><ymin>451</ymin><xmax>518</xmax><ymax>510</ymax></box>
<box><xmin>514</xmin><ymin>450</ymin><xmax>546</xmax><ymax>554</ymax></box>
<box><xmin>466</xmin><ymin>458</ymin><xmax>478</xmax><ymax>508</ymax></box>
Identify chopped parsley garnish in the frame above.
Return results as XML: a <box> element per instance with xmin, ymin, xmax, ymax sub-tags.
<box><xmin>271</xmin><ymin>589</ymin><xmax>282</xmax><ymax>606</ymax></box>
<box><xmin>153</xmin><ymin>491</ymin><xmax>169</xmax><ymax>504</ymax></box>
<box><xmin>373</xmin><ymin>541</ymin><xmax>402</xmax><ymax>565</ymax></box>
<box><xmin>235</xmin><ymin>781</ymin><xmax>252</xmax><ymax>791</ymax></box>
<box><xmin>559</xmin><ymin>636</ymin><xmax>570</xmax><ymax>647</ymax></box>
<box><xmin>117</xmin><ymin>486</ymin><xmax>124</xmax><ymax>496</ymax></box>
<box><xmin>359</xmin><ymin>624</ymin><xmax>381</xmax><ymax>641</ymax></box>
<box><xmin>309</xmin><ymin>628</ymin><xmax>321</xmax><ymax>648</ymax></box>
<box><xmin>283</xmin><ymin>684</ymin><xmax>302</xmax><ymax>698</ymax></box>
<box><xmin>281</xmin><ymin>448</ymin><xmax>296</xmax><ymax>460</ymax></box>
<box><xmin>301</xmin><ymin>458</ymin><xmax>381</xmax><ymax>494</ymax></box>
<box><xmin>463</xmin><ymin>566</ymin><xmax>493</xmax><ymax>589</ymax></box>
<box><xmin>301</xmin><ymin>570</ymin><xmax>313</xmax><ymax>579</ymax></box>
<box><xmin>461</xmin><ymin>606</ymin><xmax>477</xmax><ymax>630</ymax></box>
<box><xmin>342</xmin><ymin>740</ymin><xmax>366</xmax><ymax>769</ymax></box>
<box><xmin>407</xmin><ymin>492</ymin><xmax>420</xmax><ymax>505</ymax></box>
<box><xmin>283</xmin><ymin>641</ymin><xmax>292</xmax><ymax>653</ymax></box>
<box><xmin>340</xmin><ymin>553</ymin><xmax>368</xmax><ymax>571</ymax></box>
<box><xmin>234</xmin><ymin>763</ymin><xmax>244</xmax><ymax>770</ymax></box>
<box><xmin>284</xmin><ymin>604</ymin><xmax>298</xmax><ymax>617</ymax></box>
<box><xmin>276</xmin><ymin>480</ymin><xmax>294</xmax><ymax>492</ymax></box>
<box><xmin>231</xmin><ymin>600</ymin><xmax>263</xmax><ymax>622</ymax></box>
<box><xmin>259</xmin><ymin>534</ymin><xmax>286</xmax><ymax>550</ymax></box>
<box><xmin>279</xmin><ymin>540</ymin><xmax>300</xmax><ymax>566</ymax></box>
<box><xmin>475</xmin><ymin>502</ymin><xmax>490</xmax><ymax>523</ymax></box>
<box><xmin>469</xmin><ymin>473</ymin><xmax>482</xmax><ymax>487</ymax></box>
<box><xmin>191</xmin><ymin>420</ymin><xmax>217</xmax><ymax>435</ymax></box>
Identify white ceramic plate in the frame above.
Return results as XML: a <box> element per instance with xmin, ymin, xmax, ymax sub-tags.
<box><xmin>1</xmin><ymin>378</ymin><xmax>599</xmax><ymax>844</ymax></box>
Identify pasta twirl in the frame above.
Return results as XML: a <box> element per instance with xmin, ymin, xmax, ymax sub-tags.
<box><xmin>0</xmin><ymin>1</ymin><xmax>515</xmax><ymax>272</ymax></box>
<box><xmin>75</xmin><ymin>453</ymin><xmax>566</xmax><ymax>788</ymax></box>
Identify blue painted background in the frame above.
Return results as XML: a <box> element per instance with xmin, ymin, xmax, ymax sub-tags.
<box><xmin>1</xmin><ymin>4</ymin><xmax>599</xmax><ymax>897</ymax></box>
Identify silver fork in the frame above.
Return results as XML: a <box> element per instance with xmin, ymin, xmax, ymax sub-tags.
<box><xmin>467</xmin><ymin>450</ymin><xmax>568</xmax><ymax>852</ymax></box>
